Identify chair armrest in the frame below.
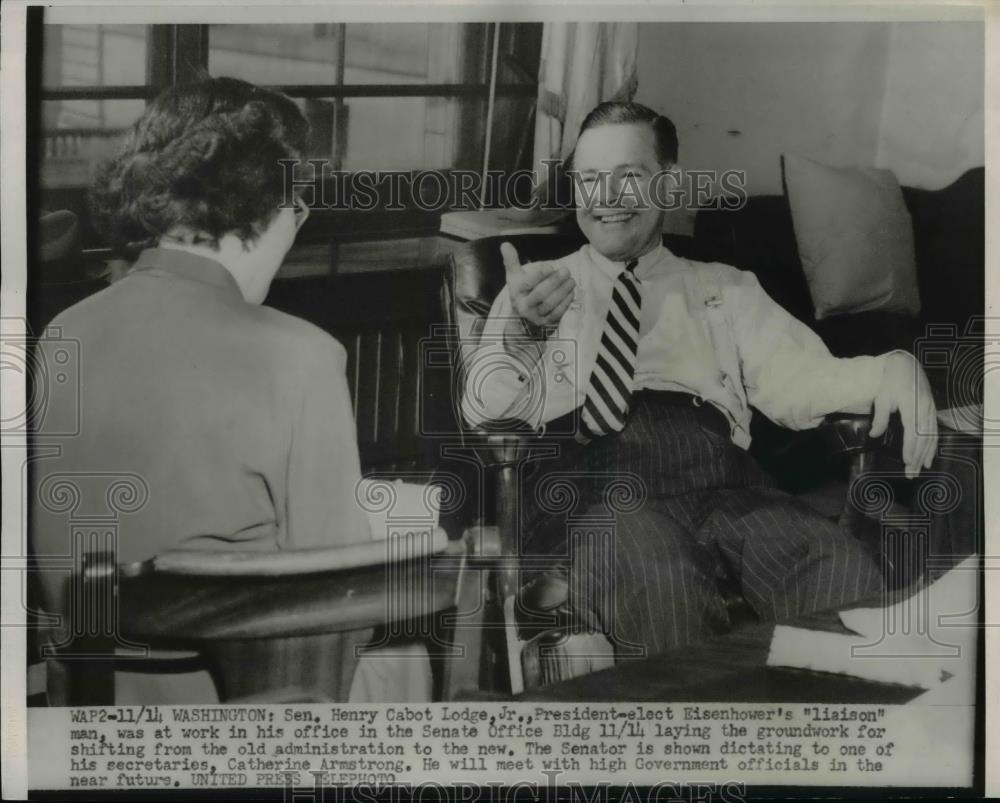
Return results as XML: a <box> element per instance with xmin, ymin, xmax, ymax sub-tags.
<box><xmin>754</xmin><ymin>413</ymin><xmax>906</xmax><ymax>495</ymax></box>
<box><xmin>483</xmin><ymin>432</ymin><xmax>550</xmax><ymax>465</ymax></box>
<box><xmin>819</xmin><ymin>412</ymin><xmax>905</xmax><ymax>460</ymax></box>
<box><xmin>466</xmin><ymin>422</ymin><xmax>555</xmax><ymax>467</ymax></box>
<box><xmin>763</xmin><ymin>412</ymin><xmax>904</xmax><ymax>466</ymax></box>
<box><xmin>816</xmin><ymin>412</ymin><xmax>875</xmax><ymax>457</ymax></box>
<box><xmin>143</xmin><ymin>526</ymin><xmax>451</xmax><ymax>577</ymax></box>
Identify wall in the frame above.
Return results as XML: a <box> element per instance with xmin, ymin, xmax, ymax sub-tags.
<box><xmin>875</xmin><ymin>22</ymin><xmax>984</xmax><ymax>189</ymax></box>
<box><xmin>635</xmin><ymin>21</ymin><xmax>984</xmax><ymax>211</ymax></box>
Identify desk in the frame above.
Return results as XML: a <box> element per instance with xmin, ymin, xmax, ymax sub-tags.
<box><xmin>513</xmin><ymin>620</ymin><xmax>923</xmax><ymax>704</ymax></box>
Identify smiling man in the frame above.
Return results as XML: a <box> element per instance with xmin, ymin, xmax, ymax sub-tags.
<box><xmin>461</xmin><ymin>101</ymin><xmax>938</xmax><ymax>655</ymax></box>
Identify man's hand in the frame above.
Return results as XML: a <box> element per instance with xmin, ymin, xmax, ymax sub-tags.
<box><xmin>870</xmin><ymin>352</ymin><xmax>938</xmax><ymax>479</ymax></box>
<box><xmin>501</xmin><ymin>241</ymin><xmax>575</xmax><ymax>332</ymax></box>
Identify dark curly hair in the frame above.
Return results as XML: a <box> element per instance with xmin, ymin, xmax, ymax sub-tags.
<box><xmin>89</xmin><ymin>76</ymin><xmax>309</xmax><ymax>251</ymax></box>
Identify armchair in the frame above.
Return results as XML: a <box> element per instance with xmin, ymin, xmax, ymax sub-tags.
<box><xmin>444</xmin><ymin>232</ymin><xmax>903</xmax><ymax>695</ymax></box>
<box><xmin>42</xmin><ymin>526</ymin><xmax>479</xmax><ymax>705</ymax></box>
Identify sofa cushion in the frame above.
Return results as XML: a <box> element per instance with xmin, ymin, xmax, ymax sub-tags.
<box><xmin>782</xmin><ymin>154</ymin><xmax>921</xmax><ymax>320</ymax></box>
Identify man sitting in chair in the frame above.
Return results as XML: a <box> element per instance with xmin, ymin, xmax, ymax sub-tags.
<box><xmin>461</xmin><ymin>101</ymin><xmax>938</xmax><ymax>656</ymax></box>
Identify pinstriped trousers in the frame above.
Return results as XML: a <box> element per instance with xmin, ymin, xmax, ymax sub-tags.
<box><xmin>522</xmin><ymin>391</ymin><xmax>884</xmax><ymax>657</ymax></box>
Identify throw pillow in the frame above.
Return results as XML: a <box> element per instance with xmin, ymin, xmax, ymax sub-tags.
<box><xmin>782</xmin><ymin>153</ymin><xmax>921</xmax><ymax>320</ymax></box>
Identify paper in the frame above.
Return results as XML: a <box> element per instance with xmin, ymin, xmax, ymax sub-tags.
<box><xmin>767</xmin><ymin>556</ymin><xmax>978</xmax><ymax>703</ymax></box>
<box><xmin>356</xmin><ymin>478</ymin><xmax>441</xmax><ymax>541</ymax></box>
<box><xmin>768</xmin><ymin>625</ymin><xmax>925</xmax><ymax>687</ymax></box>
<box><xmin>839</xmin><ymin>555</ymin><xmax>978</xmax><ymax>705</ymax></box>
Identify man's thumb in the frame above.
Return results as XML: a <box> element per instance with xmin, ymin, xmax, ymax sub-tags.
<box><xmin>500</xmin><ymin>241</ymin><xmax>522</xmax><ymax>276</ymax></box>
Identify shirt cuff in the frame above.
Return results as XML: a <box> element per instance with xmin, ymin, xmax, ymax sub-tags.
<box><xmin>843</xmin><ymin>352</ymin><xmax>894</xmax><ymax>414</ymax></box>
<box><xmin>461</xmin><ymin>344</ymin><xmax>534</xmax><ymax>425</ymax></box>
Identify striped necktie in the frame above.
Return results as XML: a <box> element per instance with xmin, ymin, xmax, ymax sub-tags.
<box><xmin>580</xmin><ymin>258</ymin><xmax>642</xmax><ymax>441</ymax></box>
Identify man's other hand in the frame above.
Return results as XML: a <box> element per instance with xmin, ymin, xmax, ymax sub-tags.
<box><xmin>501</xmin><ymin>241</ymin><xmax>576</xmax><ymax>330</ymax></box>
<box><xmin>870</xmin><ymin>351</ymin><xmax>938</xmax><ymax>479</ymax></box>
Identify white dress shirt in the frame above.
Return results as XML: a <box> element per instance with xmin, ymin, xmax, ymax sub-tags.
<box><xmin>461</xmin><ymin>243</ymin><xmax>889</xmax><ymax>448</ymax></box>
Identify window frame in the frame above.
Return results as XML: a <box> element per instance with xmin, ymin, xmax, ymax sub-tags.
<box><xmin>37</xmin><ymin>22</ymin><xmax>540</xmax><ymax>264</ymax></box>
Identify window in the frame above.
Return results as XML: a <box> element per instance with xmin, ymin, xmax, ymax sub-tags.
<box><xmin>42</xmin><ymin>24</ymin><xmax>149</xmax><ymax>87</ymax></box>
<box><xmin>36</xmin><ymin>21</ymin><xmax>542</xmax><ymax>262</ymax></box>
<box><xmin>40</xmin><ymin>25</ymin><xmax>151</xmax><ymax>189</ymax></box>
<box><xmin>206</xmin><ymin>23</ymin><xmax>530</xmax><ymax>172</ymax></box>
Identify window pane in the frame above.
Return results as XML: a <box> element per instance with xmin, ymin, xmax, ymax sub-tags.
<box><xmin>42</xmin><ymin>25</ymin><xmax>149</xmax><ymax>87</ymax></box>
<box><xmin>208</xmin><ymin>24</ymin><xmax>341</xmax><ymax>85</ymax></box>
<box><xmin>344</xmin><ymin>24</ymin><xmax>430</xmax><ymax>84</ymax></box>
<box><xmin>291</xmin><ymin>96</ymin><xmax>484</xmax><ymax>171</ymax></box>
<box><xmin>344</xmin><ymin>97</ymin><xmax>431</xmax><ymax>170</ymax></box>
<box><xmin>344</xmin><ymin>24</ymin><xmax>482</xmax><ymax>85</ymax></box>
<box><xmin>40</xmin><ymin>99</ymin><xmax>144</xmax><ymax>188</ymax></box>
<box><xmin>208</xmin><ymin>23</ymin><xmax>483</xmax><ymax>87</ymax></box>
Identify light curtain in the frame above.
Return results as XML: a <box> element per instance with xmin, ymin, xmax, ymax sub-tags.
<box><xmin>532</xmin><ymin>22</ymin><xmax>640</xmax><ymax>179</ymax></box>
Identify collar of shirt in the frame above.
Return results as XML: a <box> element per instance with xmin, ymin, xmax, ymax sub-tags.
<box><xmin>584</xmin><ymin>242</ymin><xmax>675</xmax><ymax>283</ymax></box>
<box><xmin>129</xmin><ymin>246</ymin><xmax>243</xmax><ymax>298</ymax></box>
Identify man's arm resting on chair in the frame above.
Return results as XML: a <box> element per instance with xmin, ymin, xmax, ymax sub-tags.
<box><xmin>819</xmin><ymin>351</ymin><xmax>937</xmax><ymax>475</ymax></box>
<box><xmin>728</xmin><ymin>271</ymin><xmax>937</xmax><ymax>476</ymax></box>
<box><xmin>868</xmin><ymin>351</ymin><xmax>938</xmax><ymax>477</ymax></box>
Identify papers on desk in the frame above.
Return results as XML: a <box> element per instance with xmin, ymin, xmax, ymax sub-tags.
<box><xmin>357</xmin><ymin>478</ymin><xmax>441</xmax><ymax>542</ymax></box>
<box><xmin>766</xmin><ymin>556</ymin><xmax>978</xmax><ymax>704</ymax></box>
<box><xmin>936</xmin><ymin>402</ymin><xmax>982</xmax><ymax>433</ymax></box>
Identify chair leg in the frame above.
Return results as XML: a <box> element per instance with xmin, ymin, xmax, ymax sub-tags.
<box><xmin>840</xmin><ymin>451</ymin><xmax>875</xmax><ymax>537</ymax></box>
<box><xmin>842</xmin><ymin>449</ymin><xmax>920</xmax><ymax>589</ymax></box>
<box><xmin>503</xmin><ymin>596</ymin><xmax>526</xmax><ymax>695</ymax></box>
<box><xmin>476</xmin><ymin>590</ymin><xmax>511</xmax><ymax>694</ymax></box>
<box><xmin>202</xmin><ymin>629</ymin><xmax>374</xmax><ymax>702</ymax></box>
<box><xmin>521</xmin><ymin>629</ymin><xmax>616</xmax><ymax>688</ymax></box>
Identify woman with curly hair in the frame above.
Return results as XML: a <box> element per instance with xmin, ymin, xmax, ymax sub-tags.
<box><xmin>32</xmin><ymin>78</ymin><xmax>378</xmax><ymax>695</ymax></box>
